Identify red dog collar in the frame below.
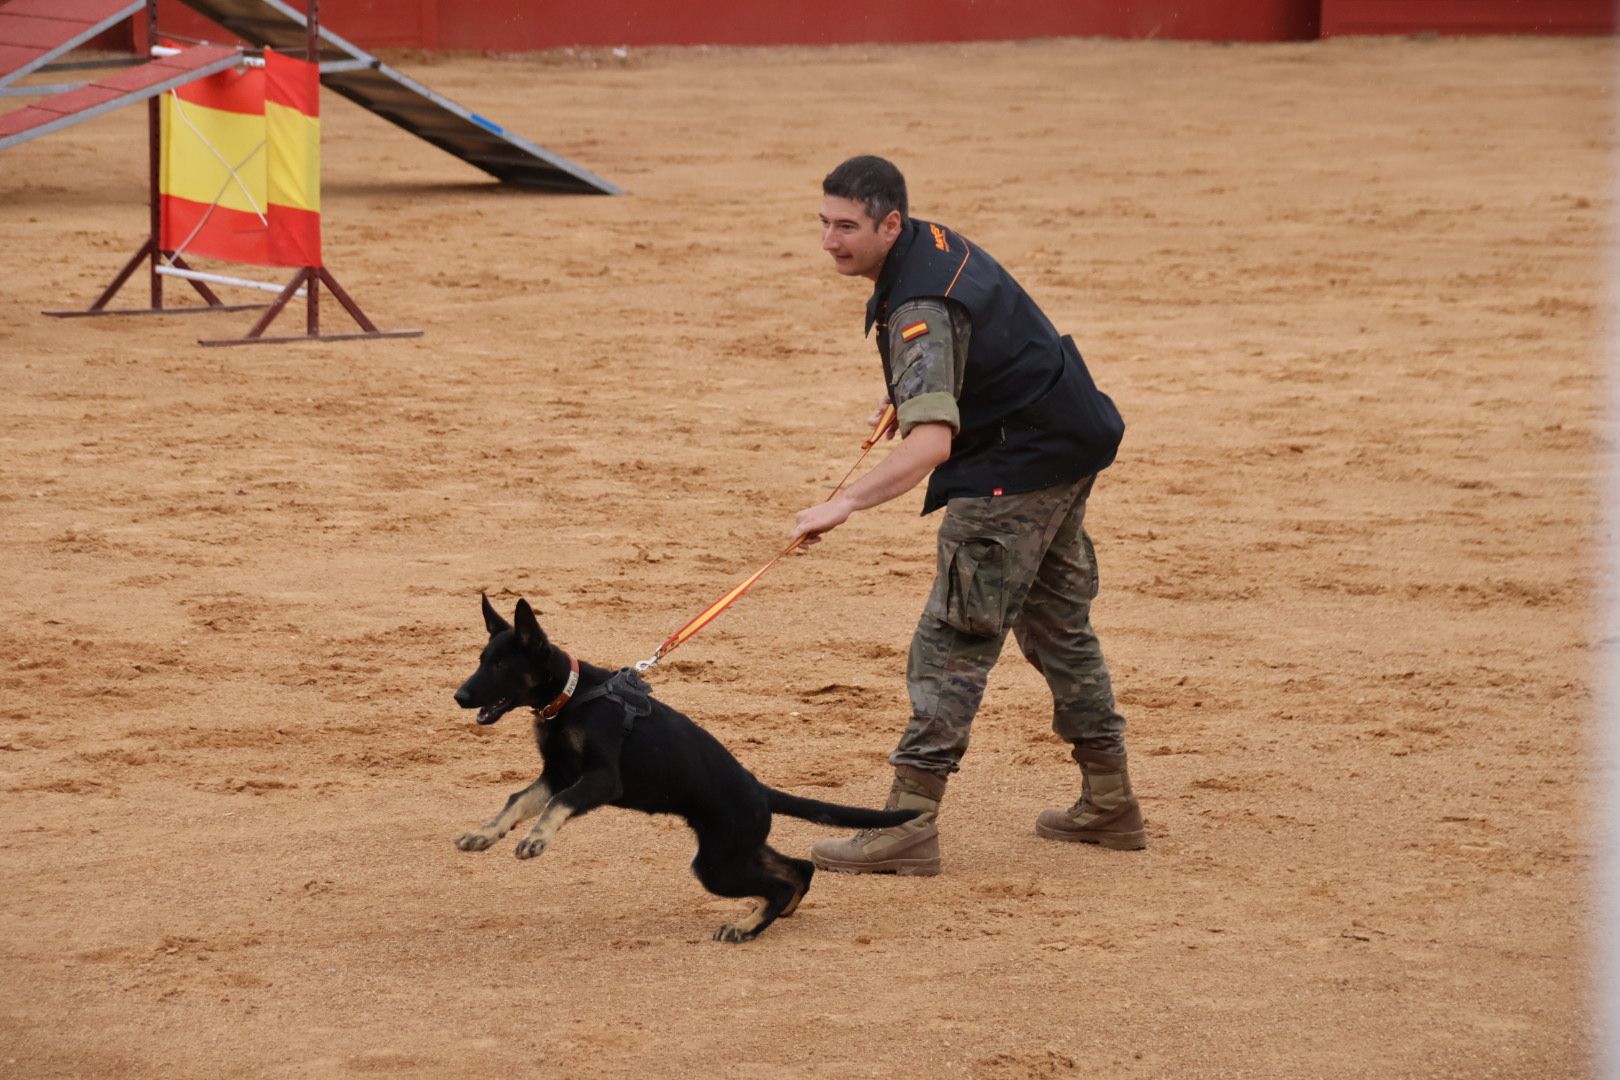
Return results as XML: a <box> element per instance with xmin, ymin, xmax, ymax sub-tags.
<box><xmin>535</xmin><ymin>654</ymin><xmax>580</xmax><ymax>721</ymax></box>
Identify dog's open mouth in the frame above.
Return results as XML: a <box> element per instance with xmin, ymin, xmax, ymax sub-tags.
<box><xmin>476</xmin><ymin>699</ymin><xmax>517</xmax><ymax>725</ymax></box>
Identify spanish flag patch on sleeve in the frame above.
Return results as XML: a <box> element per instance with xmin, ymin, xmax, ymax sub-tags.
<box><xmin>900</xmin><ymin>321</ymin><xmax>929</xmax><ymax>342</ymax></box>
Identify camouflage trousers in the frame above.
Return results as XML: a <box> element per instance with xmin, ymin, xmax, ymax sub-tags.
<box><xmin>890</xmin><ymin>474</ymin><xmax>1127</xmax><ymax>776</ymax></box>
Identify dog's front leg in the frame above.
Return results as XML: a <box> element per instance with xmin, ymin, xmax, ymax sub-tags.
<box><xmin>513</xmin><ymin>769</ymin><xmax>622</xmax><ymax>860</ymax></box>
<box><xmin>456</xmin><ymin>776</ymin><xmax>552</xmax><ymax>851</ymax></box>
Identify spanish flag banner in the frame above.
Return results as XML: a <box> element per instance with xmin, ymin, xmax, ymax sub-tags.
<box><xmin>264</xmin><ymin>48</ymin><xmax>321</xmax><ymax>267</ymax></box>
<box><xmin>159</xmin><ymin>49</ymin><xmax>321</xmax><ymax>268</ymax></box>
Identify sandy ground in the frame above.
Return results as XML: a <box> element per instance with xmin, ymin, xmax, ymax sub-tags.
<box><xmin>0</xmin><ymin>34</ymin><xmax>1608</xmax><ymax>1079</ymax></box>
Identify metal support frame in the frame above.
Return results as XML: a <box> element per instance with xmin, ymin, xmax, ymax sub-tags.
<box><xmin>44</xmin><ymin>3</ymin><xmax>256</xmax><ymax>319</ymax></box>
<box><xmin>44</xmin><ymin>236</ymin><xmax>265</xmax><ymax>318</ymax></box>
<box><xmin>46</xmin><ymin>0</ymin><xmax>421</xmax><ymax>346</ymax></box>
<box><xmin>197</xmin><ymin>264</ymin><xmax>420</xmax><ymax>346</ymax></box>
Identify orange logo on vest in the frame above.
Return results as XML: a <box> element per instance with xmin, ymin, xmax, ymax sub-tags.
<box><xmin>930</xmin><ymin>224</ymin><xmax>949</xmax><ymax>251</ymax></box>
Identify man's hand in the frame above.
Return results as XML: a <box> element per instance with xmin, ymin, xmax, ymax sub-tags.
<box><xmin>787</xmin><ymin>421</ymin><xmax>952</xmax><ymax>551</ymax></box>
<box><xmin>792</xmin><ymin>495</ymin><xmax>855</xmax><ymax>548</ymax></box>
<box><xmin>869</xmin><ymin>395</ymin><xmax>896</xmax><ymax>440</ymax></box>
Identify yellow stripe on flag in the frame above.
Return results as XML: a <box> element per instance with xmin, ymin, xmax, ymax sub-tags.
<box><xmin>160</xmin><ymin>94</ymin><xmax>267</xmax><ymax>215</ymax></box>
<box><xmin>265</xmin><ymin>99</ymin><xmax>320</xmax><ymax>213</ymax></box>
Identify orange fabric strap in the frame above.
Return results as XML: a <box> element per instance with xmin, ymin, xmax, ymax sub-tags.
<box><xmin>644</xmin><ymin>404</ymin><xmax>896</xmax><ymax>668</ymax></box>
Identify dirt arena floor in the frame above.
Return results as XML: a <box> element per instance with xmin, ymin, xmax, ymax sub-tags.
<box><xmin>0</xmin><ymin>32</ymin><xmax>1608</xmax><ymax>1078</ymax></box>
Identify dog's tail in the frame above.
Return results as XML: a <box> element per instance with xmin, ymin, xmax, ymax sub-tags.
<box><xmin>766</xmin><ymin>789</ymin><xmax>920</xmax><ymax>829</ymax></box>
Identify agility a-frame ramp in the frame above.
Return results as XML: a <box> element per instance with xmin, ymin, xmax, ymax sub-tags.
<box><xmin>0</xmin><ymin>40</ymin><xmax>241</xmax><ymax>152</ymax></box>
<box><xmin>175</xmin><ymin>0</ymin><xmax>621</xmax><ymax>194</ymax></box>
<box><xmin>0</xmin><ymin>0</ymin><xmax>143</xmax><ymax>91</ymax></box>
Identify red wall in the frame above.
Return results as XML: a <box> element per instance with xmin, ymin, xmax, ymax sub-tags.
<box><xmin>422</xmin><ymin>1</ymin><xmax>1322</xmax><ymax>48</ymax></box>
<box><xmin>111</xmin><ymin>0</ymin><xmax>1322</xmax><ymax>51</ymax></box>
<box><xmin>1321</xmin><ymin>0</ymin><xmax>1616</xmax><ymax>35</ymax></box>
<box><xmin>83</xmin><ymin>0</ymin><xmax>1618</xmax><ymax>53</ymax></box>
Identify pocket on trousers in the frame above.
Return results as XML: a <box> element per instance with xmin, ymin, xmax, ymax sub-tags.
<box><xmin>931</xmin><ymin>537</ymin><xmax>1009</xmax><ymax>637</ymax></box>
<box><xmin>1081</xmin><ymin>531</ymin><xmax>1101</xmax><ymax>601</ymax></box>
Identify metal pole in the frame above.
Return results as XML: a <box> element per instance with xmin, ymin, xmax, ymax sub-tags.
<box><xmin>146</xmin><ymin>0</ymin><xmax>161</xmax><ymax>309</ymax></box>
<box><xmin>155</xmin><ymin>264</ymin><xmax>307</xmax><ymax>296</ymax></box>
<box><xmin>308</xmin><ymin>265</ymin><xmax>319</xmax><ymax>334</ymax></box>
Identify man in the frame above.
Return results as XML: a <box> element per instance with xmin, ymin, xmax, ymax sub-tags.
<box><xmin>791</xmin><ymin>155</ymin><xmax>1143</xmax><ymax>876</ymax></box>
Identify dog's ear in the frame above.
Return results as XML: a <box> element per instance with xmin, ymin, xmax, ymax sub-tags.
<box><xmin>481</xmin><ymin>593</ymin><xmax>511</xmax><ymax>637</ymax></box>
<box><xmin>513</xmin><ymin>598</ymin><xmax>547</xmax><ymax>651</ymax></box>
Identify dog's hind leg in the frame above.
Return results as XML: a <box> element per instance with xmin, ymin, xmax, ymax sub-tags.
<box><xmin>692</xmin><ymin>841</ymin><xmax>804</xmax><ymax>943</ymax></box>
<box><xmin>771</xmin><ymin>849</ymin><xmax>815</xmax><ymax>918</ymax></box>
<box><xmin>456</xmin><ymin>777</ymin><xmax>552</xmax><ymax>851</ymax></box>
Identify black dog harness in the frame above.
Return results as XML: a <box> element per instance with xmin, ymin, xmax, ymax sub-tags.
<box><xmin>565</xmin><ymin>667</ymin><xmax>653</xmax><ymax>735</ymax></box>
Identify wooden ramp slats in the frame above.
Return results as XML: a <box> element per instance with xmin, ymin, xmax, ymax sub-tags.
<box><xmin>177</xmin><ymin>0</ymin><xmax>620</xmax><ymax>193</ymax></box>
<box><xmin>0</xmin><ymin>43</ymin><xmax>240</xmax><ymax>151</ymax></box>
<box><xmin>0</xmin><ymin>45</ymin><xmax>44</xmax><ymax>81</ymax></box>
<box><xmin>0</xmin><ymin>0</ymin><xmax>143</xmax><ymax>88</ymax></box>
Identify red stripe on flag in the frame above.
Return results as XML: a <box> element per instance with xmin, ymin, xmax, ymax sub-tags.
<box><xmin>268</xmin><ymin>204</ymin><xmax>322</xmax><ymax>268</ymax></box>
<box><xmin>265</xmin><ymin>49</ymin><xmax>319</xmax><ymax>117</ymax></box>
<box><xmin>159</xmin><ymin>195</ymin><xmax>270</xmax><ymax>266</ymax></box>
<box><xmin>170</xmin><ymin>62</ymin><xmax>264</xmax><ymax>115</ymax></box>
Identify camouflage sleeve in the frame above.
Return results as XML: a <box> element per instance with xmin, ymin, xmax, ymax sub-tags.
<box><xmin>887</xmin><ymin>298</ymin><xmax>970</xmax><ymax>438</ymax></box>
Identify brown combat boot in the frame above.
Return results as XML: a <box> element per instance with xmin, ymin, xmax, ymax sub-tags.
<box><xmin>1035</xmin><ymin>748</ymin><xmax>1147</xmax><ymax>850</ymax></box>
<box><xmin>811</xmin><ymin>765</ymin><xmax>945</xmax><ymax>876</ymax></box>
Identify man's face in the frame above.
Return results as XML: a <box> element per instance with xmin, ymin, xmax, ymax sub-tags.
<box><xmin>820</xmin><ymin>195</ymin><xmax>901</xmax><ymax>281</ymax></box>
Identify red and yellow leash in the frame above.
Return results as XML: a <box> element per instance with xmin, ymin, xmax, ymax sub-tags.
<box><xmin>633</xmin><ymin>403</ymin><xmax>897</xmax><ymax>673</ymax></box>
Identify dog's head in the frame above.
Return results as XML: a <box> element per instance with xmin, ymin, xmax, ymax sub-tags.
<box><xmin>453</xmin><ymin>595</ymin><xmax>553</xmax><ymax>725</ymax></box>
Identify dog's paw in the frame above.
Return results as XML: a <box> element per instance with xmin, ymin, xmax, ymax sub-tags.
<box><xmin>454</xmin><ymin>830</ymin><xmax>498</xmax><ymax>852</ymax></box>
<box><xmin>514</xmin><ymin>836</ymin><xmax>549</xmax><ymax>860</ymax></box>
<box><xmin>713</xmin><ymin>924</ymin><xmax>759</xmax><ymax>944</ymax></box>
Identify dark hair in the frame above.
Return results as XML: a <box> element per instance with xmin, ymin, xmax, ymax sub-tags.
<box><xmin>822</xmin><ymin>155</ymin><xmax>908</xmax><ymax>227</ymax></box>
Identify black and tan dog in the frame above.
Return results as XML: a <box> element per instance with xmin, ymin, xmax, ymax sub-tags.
<box><xmin>452</xmin><ymin>596</ymin><xmax>918</xmax><ymax>942</ymax></box>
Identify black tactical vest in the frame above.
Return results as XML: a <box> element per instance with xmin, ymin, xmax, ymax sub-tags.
<box><xmin>865</xmin><ymin>218</ymin><xmax>1124</xmax><ymax>514</ymax></box>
